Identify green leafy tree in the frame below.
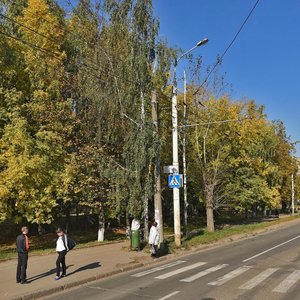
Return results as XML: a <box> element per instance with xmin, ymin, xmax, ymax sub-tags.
<box><xmin>0</xmin><ymin>0</ymin><xmax>72</xmax><ymax>226</ymax></box>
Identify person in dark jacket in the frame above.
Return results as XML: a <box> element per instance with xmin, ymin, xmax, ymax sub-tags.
<box><xmin>16</xmin><ymin>226</ymin><xmax>29</xmax><ymax>284</ymax></box>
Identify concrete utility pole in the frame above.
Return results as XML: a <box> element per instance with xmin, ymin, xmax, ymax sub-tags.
<box><xmin>172</xmin><ymin>38</ymin><xmax>208</xmax><ymax>247</ymax></box>
<box><xmin>172</xmin><ymin>67</ymin><xmax>181</xmax><ymax>246</ymax></box>
<box><xmin>183</xmin><ymin>69</ymin><xmax>188</xmax><ymax>237</ymax></box>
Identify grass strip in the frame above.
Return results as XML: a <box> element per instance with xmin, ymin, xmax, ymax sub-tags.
<box><xmin>178</xmin><ymin>215</ymin><xmax>300</xmax><ymax>250</ymax></box>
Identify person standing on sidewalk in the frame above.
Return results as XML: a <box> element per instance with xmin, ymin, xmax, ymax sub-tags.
<box><xmin>148</xmin><ymin>221</ymin><xmax>159</xmax><ymax>257</ymax></box>
<box><xmin>55</xmin><ymin>227</ymin><xmax>69</xmax><ymax>280</ymax></box>
<box><xmin>16</xmin><ymin>226</ymin><xmax>29</xmax><ymax>284</ymax></box>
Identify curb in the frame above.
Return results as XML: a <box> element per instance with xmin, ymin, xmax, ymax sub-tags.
<box><xmin>11</xmin><ymin>257</ymin><xmax>168</xmax><ymax>300</ymax></box>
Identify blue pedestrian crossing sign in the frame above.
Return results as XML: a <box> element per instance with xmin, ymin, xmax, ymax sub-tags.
<box><xmin>168</xmin><ymin>174</ymin><xmax>181</xmax><ymax>188</ymax></box>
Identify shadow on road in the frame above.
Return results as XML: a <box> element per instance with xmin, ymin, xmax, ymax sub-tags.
<box><xmin>27</xmin><ymin>265</ymin><xmax>74</xmax><ymax>282</ymax></box>
<box><xmin>66</xmin><ymin>262</ymin><xmax>101</xmax><ymax>276</ymax></box>
<box><xmin>27</xmin><ymin>262</ymin><xmax>101</xmax><ymax>282</ymax></box>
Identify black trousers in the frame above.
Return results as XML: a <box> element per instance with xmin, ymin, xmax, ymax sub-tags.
<box><xmin>56</xmin><ymin>250</ymin><xmax>67</xmax><ymax>276</ymax></box>
<box><xmin>150</xmin><ymin>244</ymin><xmax>158</xmax><ymax>256</ymax></box>
<box><xmin>16</xmin><ymin>253</ymin><xmax>28</xmax><ymax>282</ymax></box>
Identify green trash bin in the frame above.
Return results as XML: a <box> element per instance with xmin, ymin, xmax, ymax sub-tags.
<box><xmin>131</xmin><ymin>230</ymin><xmax>140</xmax><ymax>250</ymax></box>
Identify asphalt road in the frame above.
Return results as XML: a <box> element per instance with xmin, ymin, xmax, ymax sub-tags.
<box><xmin>47</xmin><ymin>220</ymin><xmax>300</xmax><ymax>300</ymax></box>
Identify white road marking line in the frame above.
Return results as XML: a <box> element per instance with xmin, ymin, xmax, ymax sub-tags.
<box><xmin>158</xmin><ymin>291</ymin><xmax>180</xmax><ymax>300</ymax></box>
<box><xmin>239</xmin><ymin>268</ymin><xmax>279</xmax><ymax>290</ymax></box>
<box><xmin>180</xmin><ymin>264</ymin><xmax>229</xmax><ymax>283</ymax></box>
<box><xmin>273</xmin><ymin>270</ymin><xmax>300</xmax><ymax>293</ymax></box>
<box><xmin>242</xmin><ymin>235</ymin><xmax>300</xmax><ymax>262</ymax></box>
<box><xmin>155</xmin><ymin>262</ymin><xmax>207</xmax><ymax>279</ymax></box>
<box><xmin>208</xmin><ymin>265</ymin><xmax>253</xmax><ymax>286</ymax></box>
<box><xmin>132</xmin><ymin>261</ymin><xmax>186</xmax><ymax>277</ymax></box>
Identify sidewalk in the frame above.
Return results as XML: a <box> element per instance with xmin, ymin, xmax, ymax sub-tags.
<box><xmin>0</xmin><ymin>241</ymin><xmax>162</xmax><ymax>300</ymax></box>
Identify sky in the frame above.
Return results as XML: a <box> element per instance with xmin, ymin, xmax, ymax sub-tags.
<box><xmin>153</xmin><ymin>0</ymin><xmax>300</xmax><ymax>155</ymax></box>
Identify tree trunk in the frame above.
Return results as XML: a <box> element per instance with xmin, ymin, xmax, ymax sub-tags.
<box><xmin>75</xmin><ymin>205</ymin><xmax>79</xmax><ymax>230</ymax></box>
<box><xmin>252</xmin><ymin>205</ymin><xmax>257</xmax><ymax>218</ymax></box>
<box><xmin>98</xmin><ymin>205</ymin><xmax>105</xmax><ymax>242</ymax></box>
<box><xmin>206</xmin><ymin>185</ymin><xmax>215</xmax><ymax>232</ymax></box>
<box><xmin>245</xmin><ymin>209</ymin><xmax>248</xmax><ymax>219</ymax></box>
<box><xmin>206</xmin><ymin>204</ymin><xmax>215</xmax><ymax>232</ymax></box>
<box><xmin>37</xmin><ymin>224</ymin><xmax>44</xmax><ymax>236</ymax></box>
<box><xmin>261</xmin><ymin>204</ymin><xmax>266</xmax><ymax>218</ymax></box>
<box><xmin>126</xmin><ymin>210</ymin><xmax>130</xmax><ymax>228</ymax></box>
<box><xmin>66</xmin><ymin>208</ymin><xmax>70</xmax><ymax>232</ymax></box>
<box><xmin>144</xmin><ymin>195</ymin><xmax>149</xmax><ymax>240</ymax></box>
<box><xmin>125</xmin><ymin>209</ymin><xmax>131</xmax><ymax>240</ymax></box>
<box><xmin>152</xmin><ymin>89</ymin><xmax>163</xmax><ymax>246</ymax></box>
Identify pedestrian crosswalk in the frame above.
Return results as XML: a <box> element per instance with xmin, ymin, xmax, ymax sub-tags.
<box><xmin>131</xmin><ymin>260</ymin><xmax>300</xmax><ymax>294</ymax></box>
<box><xmin>208</xmin><ymin>265</ymin><xmax>252</xmax><ymax>286</ymax></box>
<box><xmin>155</xmin><ymin>262</ymin><xmax>206</xmax><ymax>279</ymax></box>
<box><xmin>132</xmin><ymin>261</ymin><xmax>186</xmax><ymax>278</ymax></box>
<box><xmin>273</xmin><ymin>270</ymin><xmax>300</xmax><ymax>293</ymax></box>
<box><xmin>180</xmin><ymin>264</ymin><xmax>228</xmax><ymax>283</ymax></box>
<box><xmin>239</xmin><ymin>268</ymin><xmax>279</xmax><ymax>290</ymax></box>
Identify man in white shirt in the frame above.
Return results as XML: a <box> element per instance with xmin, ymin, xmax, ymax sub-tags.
<box><xmin>149</xmin><ymin>222</ymin><xmax>159</xmax><ymax>257</ymax></box>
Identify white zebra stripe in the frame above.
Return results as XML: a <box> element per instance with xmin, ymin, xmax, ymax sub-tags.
<box><xmin>239</xmin><ymin>268</ymin><xmax>279</xmax><ymax>290</ymax></box>
<box><xmin>180</xmin><ymin>264</ymin><xmax>229</xmax><ymax>283</ymax></box>
<box><xmin>131</xmin><ymin>261</ymin><xmax>186</xmax><ymax>277</ymax></box>
<box><xmin>208</xmin><ymin>265</ymin><xmax>253</xmax><ymax>286</ymax></box>
<box><xmin>273</xmin><ymin>270</ymin><xmax>300</xmax><ymax>293</ymax></box>
<box><xmin>155</xmin><ymin>262</ymin><xmax>207</xmax><ymax>279</ymax></box>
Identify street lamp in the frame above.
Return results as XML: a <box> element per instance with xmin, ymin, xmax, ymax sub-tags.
<box><xmin>172</xmin><ymin>38</ymin><xmax>208</xmax><ymax>247</ymax></box>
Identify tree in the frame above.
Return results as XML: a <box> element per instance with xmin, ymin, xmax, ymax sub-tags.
<box><xmin>188</xmin><ymin>96</ymin><xmax>286</xmax><ymax>231</ymax></box>
<box><xmin>188</xmin><ymin>96</ymin><xmax>243</xmax><ymax>232</ymax></box>
<box><xmin>0</xmin><ymin>0</ymin><xmax>72</xmax><ymax>226</ymax></box>
<box><xmin>60</xmin><ymin>0</ymin><xmax>173</xmax><ymax>240</ymax></box>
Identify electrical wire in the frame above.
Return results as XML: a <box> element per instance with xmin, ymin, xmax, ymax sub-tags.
<box><xmin>0</xmin><ymin>27</ymin><xmax>143</xmax><ymax>126</ymax></box>
<box><xmin>0</xmin><ymin>10</ymin><xmax>139</xmax><ymax>86</ymax></box>
<box><xmin>0</xmin><ymin>29</ymin><xmax>62</xmax><ymax>58</ymax></box>
<box><xmin>0</xmin><ymin>7</ymin><xmax>144</xmax><ymax>126</ymax></box>
<box><xmin>0</xmin><ymin>12</ymin><xmax>59</xmax><ymax>43</ymax></box>
<box><xmin>178</xmin><ymin>116</ymin><xmax>251</xmax><ymax>129</ymax></box>
<box><xmin>193</xmin><ymin>0</ymin><xmax>261</xmax><ymax>95</ymax></box>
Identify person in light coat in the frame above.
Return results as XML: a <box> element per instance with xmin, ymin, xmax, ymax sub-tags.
<box><xmin>148</xmin><ymin>221</ymin><xmax>159</xmax><ymax>257</ymax></box>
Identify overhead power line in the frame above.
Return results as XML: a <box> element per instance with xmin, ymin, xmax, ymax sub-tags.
<box><xmin>0</xmin><ymin>10</ymin><xmax>143</xmax><ymax>126</ymax></box>
<box><xmin>0</xmin><ymin>12</ymin><xmax>59</xmax><ymax>43</ymax></box>
<box><xmin>194</xmin><ymin>0</ymin><xmax>261</xmax><ymax>96</ymax></box>
<box><xmin>0</xmin><ymin>29</ymin><xmax>62</xmax><ymax>58</ymax></box>
<box><xmin>178</xmin><ymin>116</ymin><xmax>251</xmax><ymax>128</ymax></box>
<box><xmin>0</xmin><ymin>28</ymin><xmax>142</xmax><ymax>126</ymax></box>
<box><xmin>0</xmin><ymin>11</ymin><xmax>139</xmax><ymax>86</ymax></box>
